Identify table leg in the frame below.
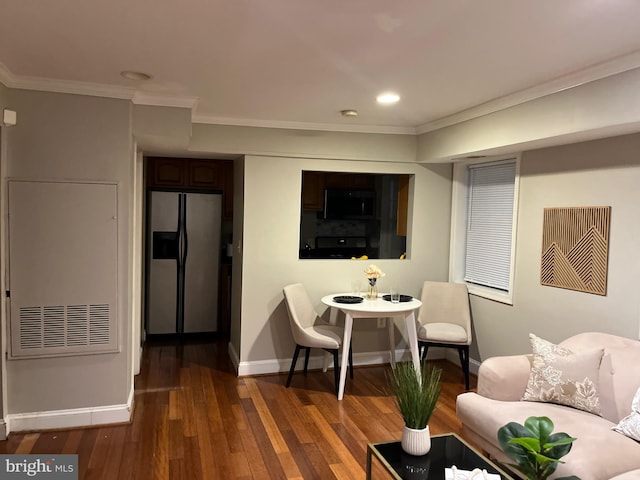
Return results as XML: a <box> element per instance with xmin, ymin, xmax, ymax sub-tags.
<box><xmin>338</xmin><ymin>313</ymin><xmax>353</xmax><ymax>400</ymax></box>
<box><xmin>387</xmin><ymin>317</ymin><xmax>396</xmax><ymax>367</ymax></box>
<box><xmin>405</xmin><ymin>311</ymin><xmax>421</xmax><ymax>374</ymax></box>
<box><xmin>366</xmin><ymin>445</ymin><xmax>372</xmax><ymax>480</ymax></box>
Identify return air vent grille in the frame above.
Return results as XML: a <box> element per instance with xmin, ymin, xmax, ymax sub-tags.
<box><xmin>15</xmin><ymin>303</ymin><xmax>114</xmax><ymax>357</ymax></box>
<box><xmin>90</xmin><ymin>304</ymin><xmax>110</xmax><ymax>345</ymax></box>
<box><xmin>44</xmin><ymin>306</ymin><xmax>65</xmax><ymax>348</ymax></box>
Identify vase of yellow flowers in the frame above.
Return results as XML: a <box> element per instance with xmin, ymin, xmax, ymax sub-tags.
<box><xmin>364</xmin><ymin>264</ymin><xmax>385</xmax><ymax>300</ymax></box>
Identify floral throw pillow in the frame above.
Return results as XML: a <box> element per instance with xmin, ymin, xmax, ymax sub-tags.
<box><xmin>522</xmin><ymin>334</ymin><xmax>604</xmax><ymax>415</ymax></box>
<box><xmin>613</xmin><ymin>386</ymin><xmax>640</xmax><ymax>442</ymax></box>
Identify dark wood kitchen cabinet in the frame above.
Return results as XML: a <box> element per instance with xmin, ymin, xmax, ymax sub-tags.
<box><xmin>148</xmin><ymin>157</ymin><xmax>186</xmax><ymax>187</ymax></box>
<box><xmin>302</xmin><ymin>171</ymin><xmax>325</xmax><ymax>211</ymax></box>
<box><xmin>188</xmin><ymin>159</ymin><xmax>225</xmax><ymax>189</ymax></box>
<box><xmin>396</xmin><ymin>174</ymin><xmax>410</xmax><ymax>236</ymax></box>
<box><xmin>325</xmin><ymin>172</ymin><xmax>375</xmax><ymax>189</ymax></box>
<box><xmin>301</xmin><ymin>171</ymin><xmax>377</xmax><ymax>212</ymax></box>
<box><xmin>146</xmin><ymin>157</ymin><xmax>234</xmax><ymax>218</ymax></box>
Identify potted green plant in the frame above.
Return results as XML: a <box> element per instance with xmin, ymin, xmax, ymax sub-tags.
<box><xmin>387</xmin><ymin>361</ymin><xmax>442</xmax><ymax>456</ymax></box>
<box><xmin>497</xmin><ymin>416</ymin><xmax>580</xmax><ymax>480</ymax></box>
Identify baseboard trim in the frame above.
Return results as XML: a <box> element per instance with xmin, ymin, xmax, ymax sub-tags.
<box><xmin>232</xmin><ymin>347</ymin><xmax>481</xmax><ymax>378</ymax></box>
<box><xmin>6</xmin><ymin>395</ymin><xmax>133</xmax><ymax>434</ymax></box>
<box><xmin>236</xmin><ymin>348</ymin><xmax>447</xmax><ymax>377</ymax></box>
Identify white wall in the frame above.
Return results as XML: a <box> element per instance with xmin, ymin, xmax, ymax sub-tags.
<box><xmin>468</xmin><ymin>133</ymin><xmax>640</xmax><ymax>361</ymax></box>
<box><xmin>238</xmin><ymin>155</ymin><xmax>452</xmax><ymax>373</ymax></box>
<box><xmin>4</xmin><ymin>90</ymin><xmax>133</xmax><ymax>421</ymax></box>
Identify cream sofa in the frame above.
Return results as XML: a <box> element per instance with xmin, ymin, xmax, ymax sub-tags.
<box><xmin>456</xmin><ymin>332</ymin><xmax>640</xmax><ymax>480</ymax></box>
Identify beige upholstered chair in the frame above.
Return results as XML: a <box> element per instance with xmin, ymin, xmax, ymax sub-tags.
<box><xmin>417</xmin><ymin>281</ymin><xmax>472</xmax><ymax>389</ymax></box>
<box><xmin>283</xmin><ymin>283</ymin><xmax>352</xmax><ymax>395</ymax></box>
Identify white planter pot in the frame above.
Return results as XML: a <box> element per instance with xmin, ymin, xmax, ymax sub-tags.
<box><xmin>401</xmin><ymin>424</ymin><xmax>431</xmax><ymax>456</ymax></box>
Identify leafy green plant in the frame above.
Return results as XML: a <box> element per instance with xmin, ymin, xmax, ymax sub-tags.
<box><xmin>497</xmin><ymin>416</ymin><xmax>580</xmax><ymax>480</ymax></box>
<box><xmin>387</xmin><ymin>361</ymin><xmax>441</xmax><ymax>430</ymax></box>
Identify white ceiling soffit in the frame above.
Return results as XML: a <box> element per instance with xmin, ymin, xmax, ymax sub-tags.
<box><xmin>3</xmin><ymin>1</ymin><xmax>640</xmax><ymax>134</ymax></box>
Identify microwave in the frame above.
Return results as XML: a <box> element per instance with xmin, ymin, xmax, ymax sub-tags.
<box><xmin>323</xmin><ymin>189</ymin><xmax>376</xmax><ymax>219</ymax></box>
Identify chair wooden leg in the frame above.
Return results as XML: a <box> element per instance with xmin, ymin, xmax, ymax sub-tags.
<box><xmin>458</xmin><ymin>346</ymin><xmax>470</xmax><ymax>390</ymax></box>
<box><xmin>286</xmin><ymin>344</ymin><xmax>302</xmax><ymax>388</ymax></box>
<box><xmin>419</xmin><ymin>341</ymin><xmax>470</xmax><ymax>389</ymax></box>
<box><xmin>464</xmin><ymin>346</ymin><xmax>470</xmax><ymax>390</ymax></box>
<box><xmin>331</xmin><ymin>349</ymin><xmax>339</xmax><ymax>396</ymax></box>
<box><xmin>303</xmin><ymin>347</ymin><xmax>311</xmax><ymax>374</ymax></box>
<box><xmin>420</xmin><ymin>343</ymin><xmax>430</xmax><ymax>362</ymax></box>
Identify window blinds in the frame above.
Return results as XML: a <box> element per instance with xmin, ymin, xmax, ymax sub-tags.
<box><xmin>464</xmin><ymin>161</ymin><xmax>516</xmax><ymax>291</ymax></box>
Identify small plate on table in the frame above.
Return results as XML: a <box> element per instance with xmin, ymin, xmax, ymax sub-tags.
<box><xmin>332</xmin><ymin>295</ymin><xmax>364</xmax><ymax>304</ymax></box>
<box><xmin>381</xmin><ymin>294</ymin><xmax>413</xmax><ymax>302</ymax></box>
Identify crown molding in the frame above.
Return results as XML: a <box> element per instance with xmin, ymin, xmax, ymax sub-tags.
<box><xmin>0</xmin><ymin>62</ymin><xmax>198</xmax><ymax>110</ymax></box>
<box><xmin>192</xmin><ymin>113</ymin><xmax>417</xmax><ymax>135</ymax></box>
<box><xmin>131</xmin><ymin>91</ymin><xmax>198</xmax><ymax>109</ymax></box>
<box><xmin>417</xmin><ymin>50</ymin><xmax>640</xmax><ymax>135</ymax></box>
<box><xmin>3</xmin><ymin>69</ymin><xmax>134</xmax><ymax>100</ymax></box>
<box><xmin>18</xmin><ymin>76</ymin><xmax>133</xmax><ymax>99</ymax></box>
<box><xmin>0</xmin><ymin>62</ymin><xmax>16</xmax><ymax>87</ymax></box>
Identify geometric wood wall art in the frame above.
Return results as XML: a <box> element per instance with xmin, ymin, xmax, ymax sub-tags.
<box><xmin>540</xmin><ymin>206</ymin><xmax>611</xmax><ymax>296</ymax></box>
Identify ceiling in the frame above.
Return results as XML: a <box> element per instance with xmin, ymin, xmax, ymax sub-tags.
<box><xmin>2</xmin><ymin>0</ymin><xmax>640</xmax><ymax>134</ymax></box>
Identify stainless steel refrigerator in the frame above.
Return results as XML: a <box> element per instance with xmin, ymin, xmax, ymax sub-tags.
<box><xmin>147</xmin><ymin>191</ymin><xmax>222</xmax><ymax>334</ymax></box>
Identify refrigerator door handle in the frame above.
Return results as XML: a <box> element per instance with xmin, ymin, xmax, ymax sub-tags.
<box><xmin>177</xmin><ymin>194</ymin><xmax>185</xmax><ymax>267</ymax></box>
<box><xmin>181</xmin><ymin>194</ymin><xmax>189</xmax><ymax>265</ymax></box>
<box><xmin>176</xmin><ymin>193</ymin><xmax>186</xmax><ymax>333</ymax></box>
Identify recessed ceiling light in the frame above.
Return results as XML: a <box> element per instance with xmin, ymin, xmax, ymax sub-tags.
<box><xmin>376</xmin><ymin>92</ymin><xmax>400</xmax><ymax>104</ymax></box>
<box><xmin>340</xmin><ymin>109</ymin><xmax>358</xmax><ymax>117</ymax></box>
<box><xmin>120</xmin><ymin>70</ymin><xmax>152</xmax><ymax>81</ymax></box>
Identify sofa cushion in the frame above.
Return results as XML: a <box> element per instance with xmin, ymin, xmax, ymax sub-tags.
<box><xmin>613</xmin><ymin>386</ymin><xmax>640</xmax><ymax>442</ymax></box>
<box><xmin>610</xmin><ymin>469</ymin><xmax>640</xmax><ymax>479</ymax></box>
<box><xmin>522</xmin><ymin>334</ymin><xmax>603</xmax><ymax>415</ymax></box>
<box><xmin>599</xmin><ymin>346</ymin><xmax>640</xmax><ymax>422</ymax></box>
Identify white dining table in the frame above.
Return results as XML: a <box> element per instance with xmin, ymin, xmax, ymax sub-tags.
<box><xmin>321</xmin><ymin>293</ymin><xmax>423</xmax><ymax>400</ymax></box>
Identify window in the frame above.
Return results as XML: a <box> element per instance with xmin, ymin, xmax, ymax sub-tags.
<box><xmin>299</xmin><ymin>171</ymin><xmax>410</xmax><ymax>260</ymax></box>
<box><xmin>450</xmin><ymin>157</ymin><xmax>519</xmax><ymax>304</ymax></box>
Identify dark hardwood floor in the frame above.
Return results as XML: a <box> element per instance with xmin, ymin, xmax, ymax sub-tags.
<box><xmin>0</xmin><ymin>336</ymin><xmax>476</xmax><ymax>479</ymax></box>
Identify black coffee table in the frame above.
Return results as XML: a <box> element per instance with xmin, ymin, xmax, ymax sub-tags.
<box><xmin>366</xmin><ymin>433</ymin><xmax>515</xmax><ymax>479</ymax></box>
